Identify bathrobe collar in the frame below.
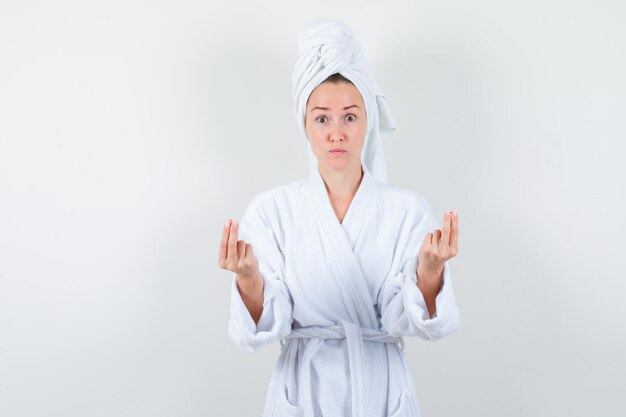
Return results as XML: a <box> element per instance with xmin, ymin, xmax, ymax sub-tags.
<box><xmin>306</xmin><ymin>161</ymin><xmax>380</xmax><ymax>328</ymax></box>
<box><xmin>307</xmin><ymin>162</ymin><xmax>380</xmax><ymax>250</ymax></box>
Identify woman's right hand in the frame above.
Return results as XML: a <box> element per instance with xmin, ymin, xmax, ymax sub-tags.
<box><xmin>218</xmin><ymin>219</ymin><xmax>260</xmax><ymax>280</ymax></box>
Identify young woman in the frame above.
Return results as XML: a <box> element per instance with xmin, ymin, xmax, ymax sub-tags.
<box><xmin>218</xmin><ymin>19</ymin><xmax>460</xmax><ymax>417</ymax></box>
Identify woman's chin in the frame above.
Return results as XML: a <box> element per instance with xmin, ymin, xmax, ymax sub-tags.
<box><xmin>322</xmin><ymin>158</ymin><xmax>354</xmax><ymax>171</ymax></box>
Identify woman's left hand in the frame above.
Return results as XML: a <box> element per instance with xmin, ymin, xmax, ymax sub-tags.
<box><xmin>417</xmin><ymin>210</ymin><xmax>459</xmax><ymax>285</ymax></box>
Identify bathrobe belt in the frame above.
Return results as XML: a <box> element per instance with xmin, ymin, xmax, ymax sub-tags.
<box><xmin>280</xmin><ymin>320</ymin><xmax>405</xmax><ymax>417</ymax></box>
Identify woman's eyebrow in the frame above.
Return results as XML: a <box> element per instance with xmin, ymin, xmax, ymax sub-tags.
<box><xmin>310</xmin><ymin>104</ymin><xmax>360</xmax><ymax>112</ymax></box>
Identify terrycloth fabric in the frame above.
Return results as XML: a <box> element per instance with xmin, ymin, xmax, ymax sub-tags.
<box><xmin>292</xmin><ymin>19</ymin><xmax>397</xmax><ymax>184</ymax></box>
<box><xmin>227</xmin><ymin>162</ymin><xmax>461</xmax><ymax>417</ymax></box>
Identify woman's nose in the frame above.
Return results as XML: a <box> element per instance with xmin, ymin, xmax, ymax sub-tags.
<box><xmin>329</xmin><ymin>124</ymin><xmax>344</xmax><ymax>141</ymax></box>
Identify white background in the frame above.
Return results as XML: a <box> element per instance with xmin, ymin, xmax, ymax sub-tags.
<box><xmin>1</xmin><ymin>1</ymin><xmax>625</xmax><ymax>416</ymax></box>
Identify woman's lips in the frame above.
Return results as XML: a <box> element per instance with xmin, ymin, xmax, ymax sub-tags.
<box><xmin>330</xmin><ymin>149</ymin><xmax>345</xmax><ymax>155</ymax></box>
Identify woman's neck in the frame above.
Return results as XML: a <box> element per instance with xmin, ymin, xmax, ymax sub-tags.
<box><xmin>319</xmin><ymin>163</ymin><xmax>364</xmax><ymax>202</ymax></box>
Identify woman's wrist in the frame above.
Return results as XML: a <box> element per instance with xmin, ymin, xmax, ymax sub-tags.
<box><xmin>417</xmin><ymin>264</ymin><xmax>443</xmax><ymax>287</ymax></box>
<box><xmin>237</xmin><ymin>269</ymin><xmax>262</xmax><ymax>283</ymax></box>
<box><xmin>236</xmin><ymin>270</ymin><xmax>263</xmax><ymax>294</ymax></box>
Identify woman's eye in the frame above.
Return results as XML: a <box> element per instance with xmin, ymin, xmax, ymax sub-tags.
<box><xmin>316</xmin><ymin>116</ymin><xmax>327</xmax><ymax>123</ymax></box>
<box><xmin>346</xmin><ymin>114</ymin><xmax>356</xmax><ymax>122</ymax></box>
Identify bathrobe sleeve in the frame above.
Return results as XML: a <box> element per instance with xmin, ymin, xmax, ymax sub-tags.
<box><xmin>377</xmin><ymin>192</ymin><xmax>461</xmax><ymax>342</ymax></box>
<box><xmin>227</xmin><ymin>193</ymin><xmax>295</xmax><ymax>353</ymax></box>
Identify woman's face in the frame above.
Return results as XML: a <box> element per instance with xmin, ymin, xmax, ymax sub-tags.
<box><xmin>304</xmin><ymin>81</ymin><xmax>367</xmax><ymax>173</ymax></box>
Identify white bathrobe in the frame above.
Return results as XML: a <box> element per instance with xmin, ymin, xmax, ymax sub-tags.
<box><xmin>228</xmin><ymin>163</ymin><xmax>460</xmax><ymax>417</ymax></box>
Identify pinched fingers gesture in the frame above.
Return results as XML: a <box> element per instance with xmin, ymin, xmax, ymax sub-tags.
<box><xmin>218</xmin><ymin>219</ymin><xmax>259</xmax><ymax>279</ymax></box>
<box><xmin>418</xmin><ymin>210</ymin><xmax>459</xmax><ymax>275</ymax></box>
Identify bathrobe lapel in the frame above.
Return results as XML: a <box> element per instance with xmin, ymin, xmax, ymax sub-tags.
<box><xmin>296</xmin><ymin>164</ymin><xmax>397</xmax><ymax>417</ymax></box>
<box><xmin>306</xmin><ymin>163</ymin><xmax>380</xmax><ymax>329</ymax></box>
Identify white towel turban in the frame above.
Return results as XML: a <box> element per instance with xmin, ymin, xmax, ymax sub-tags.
<box><xmin>292</xmin><ymin>19</ymin><xmax>397</xmax><ymax>185</ymax></box>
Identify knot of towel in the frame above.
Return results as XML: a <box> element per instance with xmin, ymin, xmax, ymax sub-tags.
<box><xmin>298</xmin><ymin>21</ymin><xmax>357</xmax><ymax>69</ymax></box>
<box><xmin>291</xmin><ymin>19</ymin><xmax>397</xmax><ymax>185</ymax></box>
